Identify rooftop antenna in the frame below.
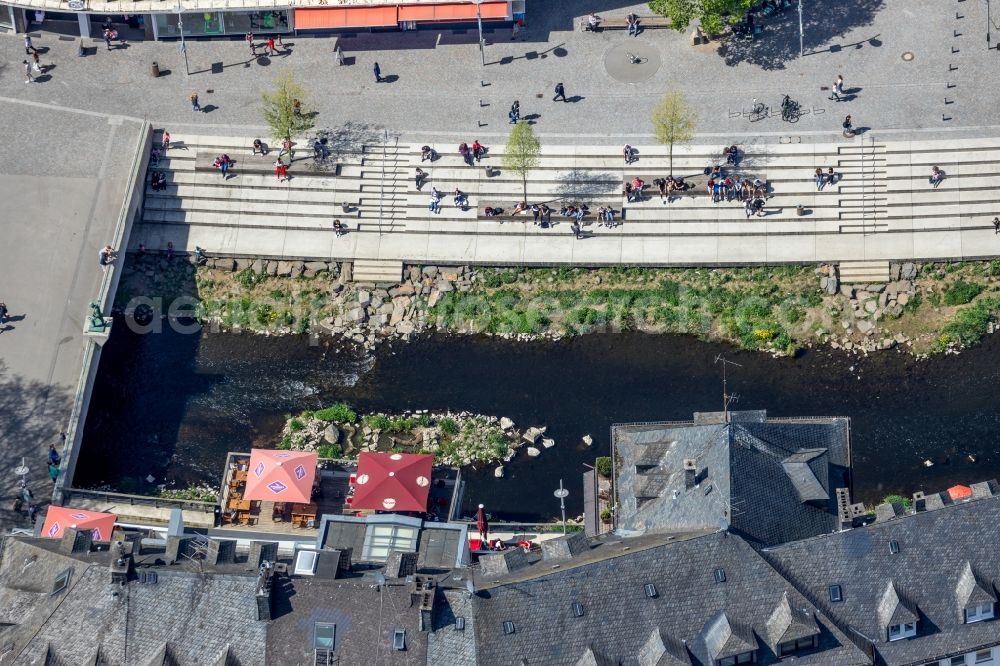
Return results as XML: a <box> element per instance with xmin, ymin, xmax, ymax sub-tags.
<box><xmin>714</xmin><ymin>355</ymin><xmax>742</xmax><ymax>423</ymax></box>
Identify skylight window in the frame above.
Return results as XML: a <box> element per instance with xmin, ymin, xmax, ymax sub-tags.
<box><xmin>713</xmin><ymin>568</ymin><xmax>726</xmax><ymax>583</ymax></box>
<box><xmin>889</xmin><ymin>540</ymin><xmax>900</xmax><ymax>554</ymax></box>
<box><xmin>455</xmin><ymin>617</ymin><xmax>466</xmax><ymax>631</ymax></box>
<box><xmin>503</xmin><ymin>621</ymin><xmax>515</xmax><ymax>635</ymax></box>
<box><xmin>644</xmin><ymin>583</ymin><xmax>658</xmax><ymax>598</ymax></box>
<box><xmin>51</xmin><ymin>568</ymin><xmax>71</xmax><ymax>596</ymax></box>
<box><xmin>572</xmin><ymin>602</ymin><xmax>584</xmax><ymax>617</ymax></box>
<box><xmin>392</xmin><ymin>628</ymin><xmax>406</xmax><ymax>651</ymax></box>
<box><xmin>294</xmin><ymin>550</ymin><xmax>318</xmax><ymax>576</ymax></box>
<box><xmin>314</xmin><ymin>623</ymin><xmax>336</xmax><ymax>650</ymax></box>
<box><xmin>829</xmin><ymin>585</ymin><xmax>843</xmax><ymax>603</ymax></box>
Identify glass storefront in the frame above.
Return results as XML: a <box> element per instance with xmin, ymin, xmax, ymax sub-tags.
<box><xmin>154</xmin><ymin>9</ymin><xmax>289</xmax><ymax>38</ymax></box>
<box><xmin>0</xmin><ymin>5</ymin><xmax>14</xmax><ymax>32</ymax></box>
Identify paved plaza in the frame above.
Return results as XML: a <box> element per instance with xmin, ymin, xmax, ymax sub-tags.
<box><xmin>3</xmin><ymin>0</ymin><xmax>1000</xmax><ymax>145</ymax></box>
<box><xmin>0</xmin><ymin>100</ymin><xmax>143</xmax><ymax>529</ymax></box>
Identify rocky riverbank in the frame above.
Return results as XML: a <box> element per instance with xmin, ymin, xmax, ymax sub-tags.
<box><xmin>113</xmin><ymin>253</ymin><xmax>1000</xmax><ymax>356</ymax></box>
<box><xmin>277</xmin><ymin>403</ymin><xmax>582</xmax><ymax>476</ymax></box>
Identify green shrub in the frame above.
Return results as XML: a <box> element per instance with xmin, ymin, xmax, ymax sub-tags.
<box><xmin>989</xmin><ymin>259</ymin><xmax>1000</xmax><ymax>277</ymax></box>
<box><xmin>363</xmin><ymin>414</ymin><xmax>391</xmax><ymax>431</ymax></box>
<box><xmin>314</xmin><ymin>403</ymin><xmax>357</xmax><ymax>423</ymax></box>
<box><xmin>255</xmin><ymin>303</ymin><xmax>276</xmax><ymax>325</ymax></box>
<box><xmin>277</xmin><ymin>435</ymin><xmax>293</xmax><ymax>450</ymax></box>
<box><xmin>941</xmin><ymin>298</ymin><xmax>999</xmax><ymax>346</ymax></box>
<box><xmin>943</xmin><ymin>280</ymin><xmax>983</xmax><ymax>306</ymax></box>
<box><xmin>317</xmin><ymin>444</ymin><xmax>342</xmax><ymax>459</ymax></box>
<box><xmin>600</xmin><ymin>509</ymin><xmax>612</xmax><ymax>522</ymax></box>
<box><xmin>417</xmin><ymin>414</ymin><xmax>432</xmax><ymax>427</ymax></box>
<box><xmin>289</xmin><ymin>418</ymin><xmax>305</xmax><ymax>432</ymax></box>
<box><xmin>440</xmin><ymin>417</ymin><xmax>459</xmax><ymax>435</ymax></box>
<box><xmin>483</xmin><ymin>272</ymin><xmax>503</xmax><ymax>288</ymax></box>
<box><xmin>596</xmin><ymin>456</ymin><xmax>613</xmax><ymax>478</ymax></box>
<box><xmin>237</xmin><ymin>268</ymin><xmax>267</xmax><ymax>289</ymax></box>
<box><xmin>881</xmin><ymin>494</ymin><xmax>912</xmax><ymax>510</ymax></box>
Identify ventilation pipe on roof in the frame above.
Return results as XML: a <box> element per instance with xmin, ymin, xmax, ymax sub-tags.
<box><xmin>683</xmin><ymin>459</ymin><xmax>697</xmax><ymax>490</ymax></box>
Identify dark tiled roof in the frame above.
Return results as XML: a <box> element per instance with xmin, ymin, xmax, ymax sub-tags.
<box><xmin>0</xmin><ymin>538</ymin><xmax>266</xmax><ymax>665</ymax></box>
<box><xmin>613</xmin><ymin>413</ymin><xmax>851</xmax><ymax>547</ymax></box>
<box><xmin>267</xmin><ymin>577</ymin><xmax>428</xmax><ymax>666</ymax></box>
<box><xmin>762</xmin><ymin>494</ymin><xmax>1000</xmax><ymax>665</ymax></box>
<box><xmin>428</xmin><ymin>588</ymin><xmax>479</xmax><ymax>666</ymax></box>
<box><xmin>470</xmin><ymin>531</ymin><xmax>867</xmax><ymax>666</ymax></box>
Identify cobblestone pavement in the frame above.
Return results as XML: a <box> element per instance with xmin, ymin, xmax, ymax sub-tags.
<box><xmin>2</xmin><ymin>0</ymin><xmax>999</xmax><ymax>146</ymax></box>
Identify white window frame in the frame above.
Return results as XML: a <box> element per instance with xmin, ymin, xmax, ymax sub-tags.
<box><xmin>294</xmin><ymin>550</ymin><xmax>318</xmax><ymax>575</ymax></box>
<box><xmin>975</xmin><ymin>648</ymin><xmax>994</xmax><ymax>664</ymax></box>
<box><xmin>952</xmin><ymin>656</ymin><xmax>968</xmax><ymax>666</ymax></box>
<box><xmin>887</xmin><ymin>622</ymin><xmax>917</xmax><ymax>641</ymax></box>
<box><xmin>966</xmin><ymin>602</ymin><xmax>995</xmax><ymax>624</ymax></box>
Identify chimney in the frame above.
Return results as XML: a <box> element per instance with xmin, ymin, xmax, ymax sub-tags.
<box><xmin>109</xmin><ymin>540</ymin><xmax>132</xmax><ymax>584</ymax></box>
<box><xmin>384</xmin><ymin>551</ymin><xmax>419</xmax><ymax>579</ymax></box>
<box><xmin>254</xmin><ymin>562</ymin><xmax>274</xmax><ymax>621</ymax></box>
<box><xmin>60</xmin><ymin>527</ymin><xmax>93</xmax><ymax>555</ymax></box>
<box><xmin>164</xmin><ymin>536</ymin><xmax>191</xmax><ymax>564</ymax></box>
<box><xmin>836</xmin><ymin>487</ymin><xmax>853</xmax><ymax>528</ymax></box>
<box><xmin>409</xmin><ymin>576</ymin><xmax>435</xmax><ymax>632</ymax></box>
<box><xmin>912</xmin><ymin>491</ymin><xmax>926</xmax><ymax>512</ymax></box>
<box><xmin>336</xmin><ymin>547</ymin><xmax>353</xmax><ymax>573</ymax></box>
<box><xmin>245</xmin><ymin>541</ymin><xmax>279</xmax><ymax>571</ymax></box>
<box><xmin>206</xmin><ymin>539</ymin><xmax>236</xmax><ymax>566</ymax></box>
<box><xmin>683</xmin><ymin>459</ymin><xmax>697</xmax><ymax>490</ymax></box>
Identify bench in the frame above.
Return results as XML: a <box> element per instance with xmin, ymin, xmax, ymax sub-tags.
<box><xmin>581</xmin><ymin>15</ymin><xmax>673</xmax><ymax>32</ymax></box>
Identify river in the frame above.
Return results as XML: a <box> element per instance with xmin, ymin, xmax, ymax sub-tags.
<box><xmin>77</xmin><ymin>323</ymin><xmax>1000</xmax><ymax>522</ymax></box>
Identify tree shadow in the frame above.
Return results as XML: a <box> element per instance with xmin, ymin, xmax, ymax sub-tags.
<box><xmin>715</xmin><ymin>0</ymin><xmax>886</xmax><ymax>70</ymax></box>
<box><xmin>552</xmin><ymin>170</ymin><xmax>618</xmax><ymax>200</ymax></box>
<box><xmin>0</xmin><ymin>361</ymin><xmax>72</xmax><ymax>529</ymax></box>
<box><xmin>306</xmin><ymin>121</ymin><xmax>389</xmax><ymax>173</ymax></box>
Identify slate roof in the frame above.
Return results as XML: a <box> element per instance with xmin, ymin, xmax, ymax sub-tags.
<box><xmin>613</xmin><ymin>411</ymin><xmax>851</xmax><ymax>547</ymax></box>
<box><xmin>267</xmin><ymin>576</ymin><xmax>429</xmax><ymax>666</ymax></box>
<box><xmin>469</xmin><ymin>530</ymin><xmax>868</xmax><ymax>666</ymax></box>
<box><xmin>0</xmin><ymin>537</ymin><xmax>266</xmax><ymax>665</ymax></box>
<box><xmin>761</xmin><ymin>493</ymin><xmax>1000</xmax><ymax>665</ymax></box>
<box><xmin>428</xmin><ymin>587</ymin><xmax>479</xmax><ymax>666</ymax></box>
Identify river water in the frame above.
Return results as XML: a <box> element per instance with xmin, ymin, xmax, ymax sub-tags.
<box><xmin>77</xmin><ymin>324</ymin><xmax>1000</xmax><ymax>522</ymax></box>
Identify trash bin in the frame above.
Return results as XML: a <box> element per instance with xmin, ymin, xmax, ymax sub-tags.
<box><xmin>484</xmin><ymin>165</ymin><xmax>493</xmax><ymax>177</ymax></box>
<box><xmin>796</xmin><ymin>204</ymin><xmax>805</xmax><ymax>216</ymax></box>
<box><xmin>151</xmin><ymin>61</ymin><xmax>160</xmax><ymax>78</ymax></box>
<box><xmin>341</xmin><ymin>202</ymin><xmax>350</xmax><ymax>213</ymax></box>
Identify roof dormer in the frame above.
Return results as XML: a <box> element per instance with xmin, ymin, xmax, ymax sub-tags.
<box><xmin>955</xmin><ymin>561</ymin><xmax>997</xmax><ymax>624</ymax></box>
<box><xmin>877</xmin><ymin>581</ymin><xmax>919</xmax><ymax>642</ymax></box>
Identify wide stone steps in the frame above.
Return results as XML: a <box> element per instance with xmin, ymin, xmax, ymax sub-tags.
<box><xmin>839</xmin><ymin>260</ymin><xmax>891</xmax><ymax>283</ymax></box>
<box><xmin>352</xmin><ymin>259</ymin><xmax>403</xmax><ymax>283</ymax></box>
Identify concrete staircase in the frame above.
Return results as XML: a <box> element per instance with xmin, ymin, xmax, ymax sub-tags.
<box><xmin>357</xmin><ymin>138</ymin><xmax>408</xmax><ymax>233</ymax></box>
<box><xmin>836</xmin><ymin>136</ymin><xmax>888</xmax><ymax>233</ymax></box>
<box><xmin>352</xmin><ymin>259</ymin><xmax>404</xmax><ymax>283</ymax></box>
<box><xmin>838</xmin><ymin>260</ymin><xmax>891</xmax><ymax>284</ymax></box>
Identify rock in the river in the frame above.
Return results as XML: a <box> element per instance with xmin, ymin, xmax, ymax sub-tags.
<box><xmin>897</xmin><ymin>292</ymin><xmax>910</xmax><ymax>306</ymax></box>
<box><xmin>494</xmin><ymin>466</ymin><xmax>504</xmax><ymax>478</ymax></box>
<box><xmin>348</xmin><ymin>308</ymin><xmax>368</xmax><ymax>323</ymax></box>
<box><xmin>901</xmin><ymin>263</ymin><xmax>917</xmax><ymax>280</ymax></box>
<box><xmin>526</xmin><ymin>447</ymin><xmax>541</xmax><ymax>457</ymax></box>
<box><xmin>500</xmin><ymin>417</ymin><xmax>514</xmax><ymax>431</ymax></box>
<box><xmin>856</xmin><ymin>320</ymin><xmax>874</xmax><ymax>334</ymax></box>
<box><xmin>323</xmin><ymin>425</ymin><xmax>341</xmax><ymax>444</ymax></box>
<box><xmin>396</xmin><ymin>321</ymin><xmax>415</xmax><ymax>337</ymax></box>
<box><xmin>422</xmin><ymin>265</ymin><xmax>439</xmax><ymax>278</ymax></box>
<box><xmin>541</xmin><ymin>438</ymin><xmax>555</xmax><ymax>449</ymax></box>
<box><xmin>582</xmin><ymin>434</ymin><xmax>594</xmax><ymax>446</ymax></box>
<box><xmin>523</xmin><ymin>426</ymin><xmax>546</xmax><ymax>443</ymax></box>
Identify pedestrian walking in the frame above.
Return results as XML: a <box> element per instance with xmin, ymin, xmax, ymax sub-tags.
<box><xmin>993</xmin><ymin>217</ymin><xmax>1000</xmax><ymax>234</ymax></box>
<box><xmin>246</xmin><ymin>30</ymin><xmax>255</xmax><ymax>55</ymax></box>
<box><xmin>570</xmin><ymin>221</ymin><xmax>582</xmax><ymax>239</ymax></box>
<box><xmin>373</xmin><ymin>61</ymin><xmax>382</xmax><ymax>83</ymax></box>
<box><xmin>815</xmin><ymin>168</ymin><xmax>825</xmax><ymax>191</ymax></box>
<box><xmin>842</xmin><ymin>115</ymin><xmax>854</xmax><ymax>137</ymax></box>
<box><xmin>511</xmin><ymin>19</ymin><xmax>520</xmax><ymax>40</ymax></box>
<box><xmin>333</xmin><ymin>219</ymin><xmax>346</xmax><ymax>237</ymax></box>
<box><xmin>98</xmin><ymin>245</ymin><xmax>115</xmax><ymax>270</ymax></box>
<box><xmin>162</xmin><ymin>130</ymin><xmax>170</xmax><ymax>152</ymax></box>
<box><xmin>31</xmin><ymin>51</ymin><xmax>42</xmax><ymax>74</ymax></box>
<box><xmin>930</xmin><ymin>166</ymin><xmax>944</xmax><ymax>187</ymax></box>
<box><xmin>48</xmin><ymin>462</ymin><xmax>60</xmax><ymax>483</ymax></box>
<box><xmin>459</xmin><ymin>142</ymin><xmax>474</xmax><ymax>166</ymax></box>
<box><xmin>274</xmin><ymin>159</ymin><xmax>289</xmax><ymax>182</ymax></box>
<box><xmin>27</xmin><ymin>503</ymin><xmax>37</xmax><ymax>524</ymax></box>
<box><xmin>24</xmin><ymin>35</ymin><xmax>36</xmax><ymax>54</ymax></box>
<box><xmin>48</xmin><ymin>444</ymin><xmax>61</xmax><ymax>466</ymax></box>
<box><xmin>276</xmin><ymin>34</ymin><xmax>283</xmax><ymax>47</ymax></box>
<box><xmin>267</xmin><ymin>36</ymin><xmax>277</xmax><ymax>54</ymax></box>
<box><xmin>429</xmin><ymin>187</ymin><xmax>441</xmax><ymax>213</ymax></box>
<box><xmin>103</xmin><ymin>28</ymin><xmax>113</xmax><ymax>50</ymax></box>
<box><xmin>532</xmin><ymin>203</ymin><xmax>540</xmax><ymax>225</ymax></box>
<box><xmin>509</xmin><ymin>100</ymin><xmax>520</xmax><ymax>124</ymax></box>
<box><xmin>22</xmin><ymin>60</ymin><xmax>32</xmax><ymax>84</ymax></box>
<box><xmin>553</xmin><ymin>82</ymin><xmax>566</xmax><ymax>102</ymax></box>
<box><xmin>0</xmin><ymin>302</ymin><xmax>8</xmax><ymax>331</ymax></box>
<box><xmin>213</xmin><ymin>154</ymin><xmax>232</xmax><ymax>179</ymax></box>
<box><xmin>415</xmin><ymin>168</ymin><xmax>427</xmax><ymax>190</ymax></box>
<box><xmin>190</xmin><ymin>92</ymin><xmax>201</xmax><ymax>112</ymax></box>
<box><xmin>541</xmin><ymin>203</ymin><xmax>552</xmax><ymax>227</ymax></box>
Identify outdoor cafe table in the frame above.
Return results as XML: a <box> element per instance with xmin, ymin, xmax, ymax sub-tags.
<box><xmin>291</xmin><ymin>503</ymin><xmax>318</xmax><ymax>526</ymax></box>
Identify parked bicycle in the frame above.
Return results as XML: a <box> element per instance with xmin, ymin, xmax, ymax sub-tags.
<box><xmin>780</xmin><ymin>95</ymin><xmax>801</xmax><ymax>123</ymax></box>
<box><xmin>748</xmin><ymin>98</ymin><xmax>768</xmax><ymax>122</ymax></box>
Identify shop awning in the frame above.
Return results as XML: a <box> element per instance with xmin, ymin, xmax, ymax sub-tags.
<box><xmin>398</xmin><ymin>1</ymin><xmax>509</xmax><ymax>21</ymax></box>
<box><xmin>296</xmin><ymin>6</ymin><xmax>399</xmax><ymax>30</ymax></box>
<box><xmin>42</xmin><ymin>506</ymin><xmax>117</xmax><ymax>542</ymax></box>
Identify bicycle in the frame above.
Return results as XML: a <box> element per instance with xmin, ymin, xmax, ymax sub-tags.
<box><xmin>780</xmin><ymin>95</ymin><xmax>801</xmax><ymax>123</ymax></box>
<box><xmin>625</xmin><ymin>52</ymin><xmax>647</xmax><ymax>65</ymax></box>
<box><xmin>748</xmin><ymin>98</ymin><xmax>768</xmax><ymax>122</ymax></box>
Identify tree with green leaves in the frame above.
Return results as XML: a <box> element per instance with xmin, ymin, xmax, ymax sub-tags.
<box><xmin>652</xmin><ymin>88</ymin><xmax>698</xmax><ymax>177</ymax></box>
<box><xmin>260</xmin><ymin>68</ymin><xmax>314</xmax><ymax>143</ymax></box>
<box><xmin>648</xmin><ymin>0</ymin><xmax>753</xmax><ymax>36</ymax></box>
<box><xmin>502</xmin><ymin>121</ymin><xmax>541</xmax><ymax>204</ymax></box>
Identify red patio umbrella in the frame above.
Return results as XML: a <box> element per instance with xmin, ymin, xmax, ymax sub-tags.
<box><xmin>352</xmin><ymin>452</ymin><xmax>433</xmax><ymax>512</ymax></box>
<box><xmin>243</xmin><ymin>448</ymin><xmax>318</xmax><ymax>505</ymax></box>
<box><xmin>41</xmin><ymin>506</ymin><xmax>117</xmax><ymax>542</ymax></box>
<box><xmin>947</xmin><ymin>484</ymin><xmax>973</xmax><ymax>501</ymax></box>
<box><xmin>476</xmin><ymin>504</ymin><xmax>489</xmax><ymax>542</ymax></box>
